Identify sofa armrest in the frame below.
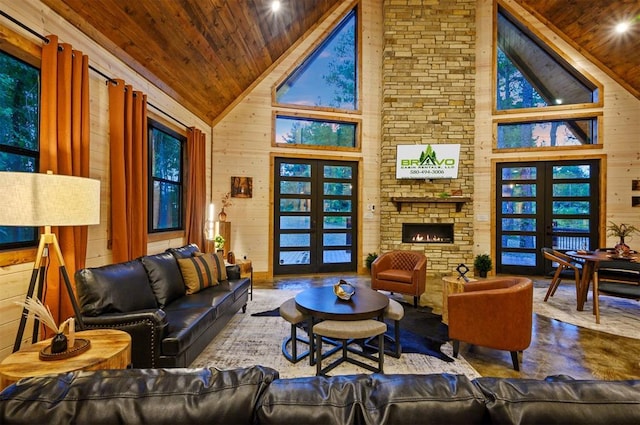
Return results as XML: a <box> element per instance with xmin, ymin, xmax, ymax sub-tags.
<box><xmin>82</xmin><ymin>309</ymin><xmax>168</xmax><ymax>368</ymax></box>
<box><xmin>226</xmin><ymin>264</ymin><xmax>241</xmax><ymax>280</ymax></box>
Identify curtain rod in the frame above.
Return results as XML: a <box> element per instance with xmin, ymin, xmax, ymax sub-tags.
<box><xmin>0</xmin><ymin>9</ymin><xmax>191</xmax><ymax>131</ymax></box>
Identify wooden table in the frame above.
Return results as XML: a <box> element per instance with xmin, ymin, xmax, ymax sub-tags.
<box><xmin>295</xmin><ymin>285</ymin><xmax>389</xmax><ymax>365</ymax></box>
<box><xmin>236</xmin><ymin>259</ymin><xmax>253</xmax><ymax>300</ymax></box>
<box><xmin>441</xmin><ymin>275</ymin><xmax>477</xmax><ymax>324</ymax></box>
<box><xmin>295</xmin><ymin>286</ymin><xmax>389</xmax><ymax>321</ymax></box>
<box><xmin>566</xmin><ymin>250</ymin><xmax>638</xmax><ymax>311</ymax></box>
<box><xmin>0</xmin><ymin>329</ymin><xmax>131</xmax><ymax>390</ymax></box>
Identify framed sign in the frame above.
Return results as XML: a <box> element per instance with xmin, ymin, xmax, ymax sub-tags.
<box><xmin>396</xmin><ymin>144</ymin><xmax>461</xmax><ymax>179</ymax></box>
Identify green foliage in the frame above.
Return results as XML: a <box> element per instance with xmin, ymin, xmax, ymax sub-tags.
<box><xmin>214</xmin><ymin>235</ymin><xmax>225</xmax><ymax>250</ymax></box>
<box><xmin>365</xmin><ymin>252</ymin><xmax>378</xmax><ymax>270</ymax></box>
<box><xmin>474</xmin><ymin>254</ymin><xmax>493</xmax><ymax>272</ymax></box>
<box><xmin>606</xmin><ymin>222</ymin><xmax>639</xmax><ymax>240</ymax></box>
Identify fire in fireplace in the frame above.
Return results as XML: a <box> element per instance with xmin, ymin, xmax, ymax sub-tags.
<box><xmin>402</xmin><ymin>223</ymin><xmax>454</xmax><ymax>244</ymax></box>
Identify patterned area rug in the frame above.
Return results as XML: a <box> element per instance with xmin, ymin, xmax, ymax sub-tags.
<box><xmin>533</xmin><ymin>283</ymin><xmax>639</xmax><ymax>339</ymax></box>
<box><xmin>191</xmin><ymin>289</ymin><xmax>480</xmax><ymax>379</ymax></box>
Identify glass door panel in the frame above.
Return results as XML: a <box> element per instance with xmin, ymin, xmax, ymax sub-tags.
<box><xmin>496</xmin><ymin>160</ymin><xmax>599</xmax><ymax>275</ymax></box>
<box><xmin>274</xmin><ymin>158</ymin><xmax>358</xmax><ymax>274</ymax></box>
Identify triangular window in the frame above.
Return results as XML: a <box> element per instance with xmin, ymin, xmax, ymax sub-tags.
<box><xmin>276</xmin><ymin>8</ymin><xmax>358</xmax><ymax>111</ymax></box>
<box><xmin>496</xmin><ymin>7</ymin><xmax>598</xmax><ymax>110</ymax></box>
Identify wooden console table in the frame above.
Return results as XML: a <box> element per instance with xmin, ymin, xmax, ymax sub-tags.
<box><xmin>0</xmin><ymin>329</ymin><xmax>131</xmax><ymax>390</ymax></box>
<box><xmin>236</xmin><ymin>259</ymin><xmax>253</xmax><ymax>300</ymax></box>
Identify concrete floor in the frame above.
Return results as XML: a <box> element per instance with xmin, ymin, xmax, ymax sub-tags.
<box><xmin>255</xmin><ymin>273</ymin><xmax>640</xmax><ymax>380</ymax></box>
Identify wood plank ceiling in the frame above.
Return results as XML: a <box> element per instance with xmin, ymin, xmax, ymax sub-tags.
<box><xmin>41</xmin><ymin>0</ymin><xmax>640</xmax><ymax>124</ymax></box>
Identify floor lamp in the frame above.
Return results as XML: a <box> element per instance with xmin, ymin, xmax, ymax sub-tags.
<box><xmin>0</xmin><ymin>171</ymin><xmax>100</xmax><ymax>352</ymax></box>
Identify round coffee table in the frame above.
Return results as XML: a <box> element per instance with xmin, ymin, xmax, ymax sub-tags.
<box><xmin>295</xmin><ymin>285</ymin><xmax>389</xmax><ymax>321</ymax></box>
<box><xmin>295</xmin><ymin>285</ymin><xmax>390</xmax><ymax>367</ymax></box>
<box><xmin>0</xmin><ymin>329</ymin><xmax>131</xmax><ymax>390</ymax></box>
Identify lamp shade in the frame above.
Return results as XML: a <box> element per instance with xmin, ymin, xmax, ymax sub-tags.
<box><xmin>0</xmin><ymin>172</ymin><xmax>100</xmax><ymax>226</ymax></box>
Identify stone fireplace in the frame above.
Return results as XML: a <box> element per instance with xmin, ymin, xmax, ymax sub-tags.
<box><xmin>379</xmin><ymin>0</ymin><xmax>476</xmax><ymax>277</ymax></box>
<box><xmin>402</xmin><ymin>223</ymin><xmax>454</xmax><ymax>244</ymax></box>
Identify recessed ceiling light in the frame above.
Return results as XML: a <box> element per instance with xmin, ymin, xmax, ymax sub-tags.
<box><xmin>271</xmin><ymin>1</ymin><xmax>281</xmax><ymax>13</ymax></box>
<box><xmin>615</xmin><ymin>21</ymin><xmax>630</xmax><ymax>34</ymax></box>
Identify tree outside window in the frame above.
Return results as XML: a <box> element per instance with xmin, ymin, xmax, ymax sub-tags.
<box><xmin>0</xmin><ymin>50</ymin><xmax>39</xmax><ymax>249</ymax></box>
<box><xmin>148</xmin><ymin>121</ymin><xmax>184</xmax><ymax>232</ymax></box>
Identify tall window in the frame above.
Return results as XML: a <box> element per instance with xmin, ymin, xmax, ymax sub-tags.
<box><xmin>148</xmin><ymin>120</ymin><xmax>184</xmax><ymax>232</ymax></box>
<box><xmin>275</xmin><ymin>8</ymin><xmax>358</xmax><ymax>112</ymax></box>
<box><xmin>0</xmin><ymin>50</ymin><xmax>40</xmax><ymax>249</ymax></box>
<box><xmin>494</xmin><ymin>7</ymin><xmax>601</xmax><ymax>150</ymax></box>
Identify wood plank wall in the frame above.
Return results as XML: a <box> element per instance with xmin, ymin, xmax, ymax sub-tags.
<box><xmin>1</xmin><ymin>0</ymin><xmax>638</xmax><ymax>363</ymax></box>
<box><xmin>210</xmin><ymin>0</ymin><xmax>383</xmax><ymax>279</ymax></box>
<box><xmin>474</xmin><ymin>0</ymin><xmax>640</xmax><ymax>263</ymax></box>
<box><xmin>0</xmin><ymin>0</ymin><xmax>212</xmax><ymax>361</ymax></box>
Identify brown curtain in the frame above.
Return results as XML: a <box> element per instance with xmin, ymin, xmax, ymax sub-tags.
<box><xmin>109</xmin><ymin>79</ymin><xmax>148</xmax><ymax>262</ymax></box>
<box><xmin>184</xmin><ymin>128</ymin><xmax>207</xmax><ymax>250</ymax></box>
<box><xmin>39</xmin><ymin>35</ymin><xmax>91</xmax><ymax>329</ymax></box>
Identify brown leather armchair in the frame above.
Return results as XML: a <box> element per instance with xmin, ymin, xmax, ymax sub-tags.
<box><xmin>447</xmin><ymin>276</ymin><xmax>533</xmax><ymax>371</ymax></box>
<box><xmin>371</xmin><ymin>250</ymin><xmax>427</xmax><ymax>307</ymax></box>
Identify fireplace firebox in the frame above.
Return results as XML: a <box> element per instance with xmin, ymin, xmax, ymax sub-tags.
<box><xmin>402</xmin><ymin>223</ymin><xmax>454</xmax><ymax>243</ymax></box>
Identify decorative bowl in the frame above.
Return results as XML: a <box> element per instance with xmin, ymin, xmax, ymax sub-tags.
<box><xmin>333</xmin><ymin>280</ymin><xmax>355</xmax><ymax>300</ymax></box>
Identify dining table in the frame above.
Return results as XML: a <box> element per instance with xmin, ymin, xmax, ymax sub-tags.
<box><xmin>565</xmin><ymin>249</ymin><xmax>638</xmax><ymax>311</ymax></box>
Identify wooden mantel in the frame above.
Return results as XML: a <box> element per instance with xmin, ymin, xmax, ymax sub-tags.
<box><xmin>390</xmin><ymin>196</ymin><xmax>472</xmax><ymax>212</ymax></box>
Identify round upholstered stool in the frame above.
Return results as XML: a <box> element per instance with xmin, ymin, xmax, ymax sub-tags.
<box><xmin>312</xmin><ymin>319</ymin><xmax>386</xmax><ymax>376</ymax></box>
<box><xmin>279</xmin><ymin>298</ymin><xmax>310</xmax><ymax>363</ymax></box>
<box><xmin>384</xmin><ymin>299</ymin><xmax>405</xmax><ymax>358</ymax></box>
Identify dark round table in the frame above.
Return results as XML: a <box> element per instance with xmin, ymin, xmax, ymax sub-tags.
<box><xmin>295</xmin><ymin>285</ymin><xmax>389</xmax><ymax>321</ymax></box>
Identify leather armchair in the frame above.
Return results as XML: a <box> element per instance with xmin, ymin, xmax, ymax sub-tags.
<box><xmin>371</xmin><ymin>250</ymin><xmax>427</xmax><ymax>307</ymax></box>
<box><xmin>447</xmin><ymin>276</ymin><xmax>533</xmax><ymax>370</ymax></box>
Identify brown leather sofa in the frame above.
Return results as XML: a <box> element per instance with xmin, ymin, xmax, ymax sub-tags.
<box><xmin>371</xmin><ymin>250</ymin><xmax>427</xmax><ymax>307</ymax></box>
<box><xmin>447</xmin><ymin>276</ymin><xmax>533</xmax><ymax>370</ymax></box>
<box><xmin>1</xmin><ymin>366</ymin><xmax>639</xmax><ymax>424</ymax></box>
<box><xmin>75</xmin><ymin>244</ymin><xmax>250</xmax><ymax>368</ymax></box>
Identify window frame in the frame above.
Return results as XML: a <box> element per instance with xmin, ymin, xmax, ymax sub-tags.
<box><xmin>492</xmin><ymin>3</ymin><xmax>603</xmax><ymax>117</ymax></box>
<box><xmin>272</xmin><ymin>110</ymin><xmax>362</xmax><ymax>152</ymax></box>
<box><xmin>272</xmin><ymin>4</ymin><xmax>362</xmax><ymax>115</ymax></box>
<box><xmin>147</xmin><ymin>118</ymin><xmax>186</xmax><ymax>234</ymax></box>
<box><xmin>492</xmin><ymin>112</ymin><xmax>603</xmax><ymax>152</ymax></box>
<box><xmin>0</xmin><ymin>48</ymin><xmax>41</xmax><ymax>251</ymax></box>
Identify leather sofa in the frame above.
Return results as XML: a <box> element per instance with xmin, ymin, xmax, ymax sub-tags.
<box><xmin>1</xmin><ymin>366</ymin><xmax>639</xmax><ymax>424</ymax></box>
<box><xmin>74</xmin><ymin>244</ymin><xmax>250</xmax><ymax>368</ymax></box>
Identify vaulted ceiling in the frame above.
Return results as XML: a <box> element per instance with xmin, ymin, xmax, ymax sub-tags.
<box><xmin>41</xmin><ymin>0</ymin><xmax>640</xmax><ymax>124</ymax></box>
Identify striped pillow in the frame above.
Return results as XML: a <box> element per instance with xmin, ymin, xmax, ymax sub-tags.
<box><xmin>212</xmin><ymin>251</ymin><xmax>228</xmax><ymax>281</ymax></box>
<box><xmin>194</xmin><ymin>251</ymin><xmax>228</xmax><ymax>282</ymax></box>
<box><xmin>178</xmin><ymin>254</ymin><xmax>220</xmax><ymax>294</ymax></box>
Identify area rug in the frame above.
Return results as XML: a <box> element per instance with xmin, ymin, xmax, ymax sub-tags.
<box><xmin>533</xmin><ymin>282</ymin><xmax>639</xmax><ymax>339</ymax></box>
<box><xmin>191</xmin><ymin>289</ymin><xmax>480</xmax><ymax>379</ymax></box>
<box><xmin>252</xmin><ymin>298</ymin><xmax>452</xmax><ymax>362</ymax></box>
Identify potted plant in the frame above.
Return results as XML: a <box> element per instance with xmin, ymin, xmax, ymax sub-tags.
<box><xmin>214</xmin><ymin>234</ymin><xmax>225</xmax><ymax>253</ymax></box>
<box><xmin>473</xmin><ymin>254</ymin><xmax>492</xmax><ymax>278</ymax></box>
<box><xmin>606</xmin><ymin>221</ymin><xmax>639</xmax><ymax>256</ymax></box>
<box><xmin>365</xmin><ymin>252</ymin><xmax>378</xmax><ymax>270</ymax></box>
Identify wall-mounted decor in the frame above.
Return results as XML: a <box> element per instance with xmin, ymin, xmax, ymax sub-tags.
<box><xmin>396</xmin><ymin>144</ymin><xmax>461</xmax><ymax>179</ymax></box>
<box><xmin>633</xmin><ymin>196</ymin><xmax>640</xmax><ymax>207</ymax></box>
<box><xmin>632</xmin><ymin>180</ymin><xmax>640</xmax><ymax>191</ymax></box>
<box><xmin>231</xmin><ymin>176</ymin><xmax>252</xmax><ymax>198</ymax></box>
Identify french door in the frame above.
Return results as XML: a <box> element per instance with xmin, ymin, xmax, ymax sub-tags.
<box><xmin>496</xmin><ymin>159</ymin><xmax>600</xmax><ymax>275</ymax></box>
<box><xmin>274</xmin><ymin>157</ymin><xmax>358</xmax><ymax>275</ymax></box>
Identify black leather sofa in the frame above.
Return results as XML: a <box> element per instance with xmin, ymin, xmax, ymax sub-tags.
<box><xmin>74</xmin><ymin>244</ymin><xmax>250</xmax><ymax>368</ymax></box>
<box><xmin>1</xmin><ymin>366</ymin><xmax>639</xmax><ymax>424</ymax></box>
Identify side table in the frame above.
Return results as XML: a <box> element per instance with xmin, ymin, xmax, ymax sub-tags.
<box><xmin>441</xmin><ymin>275</ymin><xmax>477</xmax><ymax>324</ymax></box>
<box><xmin>236</xmin><ymin>259</ymin><xmax>253</xmax><ymax>300</ymax></box>
<box><xmin>0</xmin><ymin>329</ymin><xmax>131</xmax><ymax>390</ymax></box>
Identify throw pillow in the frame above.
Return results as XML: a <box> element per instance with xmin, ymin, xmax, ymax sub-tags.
<box><xmin>213</xmin><ymin>251</ymin><xmax>228</xmax><ymax>281</ymax></box>
<box><xmin>178</xmin><ymin>254</ymin><xmax>220</xmax><ymax>294</ymax></box>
